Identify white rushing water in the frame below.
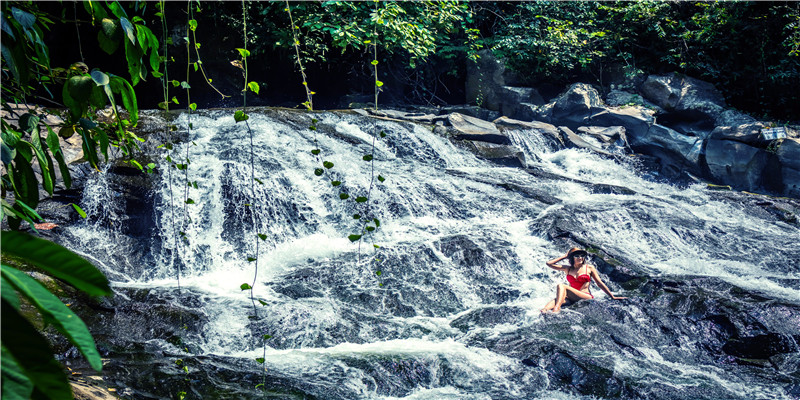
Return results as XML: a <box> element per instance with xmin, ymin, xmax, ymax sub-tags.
<box><xmin>66</xmin><ymin>110</ymin><xmax>799</xmax><ymax>399</ymax></box>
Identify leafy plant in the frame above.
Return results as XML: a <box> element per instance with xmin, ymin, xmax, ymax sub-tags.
<box><xmin>1</xmin><ymin>230</ymin><xmax>112</xmax><ymax>400</ymax></box>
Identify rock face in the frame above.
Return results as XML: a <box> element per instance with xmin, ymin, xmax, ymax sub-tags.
<box><xmin>778</xmin><ymin>138</ymin><xmax>800</xmax><ymax>198</ymax></box>
<box><xmin>465</xmin><ymin>50</ymin><xmax>545</xmax><ymax>120</ymax></box>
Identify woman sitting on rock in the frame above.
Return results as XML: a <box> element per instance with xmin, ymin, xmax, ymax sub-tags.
<box><xmin>540</xmin><ymin>247</ymin><xmax>627</xmax><ymax>313</ymax></box>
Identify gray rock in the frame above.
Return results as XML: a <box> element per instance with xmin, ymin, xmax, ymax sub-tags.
<box><xmin>706</xmin><ymin>139</ymin><xmax>770</xmax><ymax>191</ymax></box>
<box><xmin>463</xmin><ymin>141</ymin><xmax>526</xmax><ymax>168</ymax></box>
<box><xmin>777</xmin><ymin>138</ymin><xmax>800</xmax><ymax>198</ymax></box>
<box><xmin>499</xmin><ymin>86</ymin><xmax>545</xmax><ymax>119</ymax></box>
<box><xmin>605</xmin><ymin>90</ymin><xmax>662</xmax><ymax>112</ymax></box>
<box><xmin>447</xmin><ymin>113</ymin><xmax>510</xmax><ymax>145</ymax></box>
<box><xmin>551</xmin><ymin>83</ymin><xmax>604</xmax><ymax>126</ymax></box>
<box><xmin>558</xmin><ymin>126</ymin><xmax>614</xmax><ymax>156</ymax></box>
<box><xmin>709</xmin><ymin>122</ymin><xmax>768</xmax><ymax>146</ymax></box>
<box><xmin>646</xmin><ymin>124</ymin><xmax>704</xmax><ymax>170</ymax></box>
<box><xmin>588</xmin><ymin>107</ymin><xmax>655</xmax><ymax>147</ymax></box>
<box><xmin>715</xmin><ymin>109</ymin><xmax>757</xmax><ymax>127</ymax></box>
<box><xmin>640</xmin><ymin>73</ymin><xmax>726</xmax><ymax>118</ymax></box>
<box><xmin>439</xmin><ymin>105</ymin><xmax>501</xmax><ymax>122</ymax></box>
<box><xmin>576</xmin><ymin>126</ymin><xmax>629</xmax><ymax>148</ymax></box>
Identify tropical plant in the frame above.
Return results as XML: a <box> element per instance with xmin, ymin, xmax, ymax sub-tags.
<box><xmin>1</xmin><ymin>230</ymin><xmax>112</xmax><ymax>400</ymax></box>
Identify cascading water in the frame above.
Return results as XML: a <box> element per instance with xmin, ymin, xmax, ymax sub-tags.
<box><xmin>62</xmin><ymin>109</ymin><xmax>800</xmax><ymax>399</ymax></box>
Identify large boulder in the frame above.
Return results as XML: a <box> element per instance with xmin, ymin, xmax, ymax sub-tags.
<box><xmin>640</xmin><ymin>73</ymin><xmax>725</xmax><ymax>136</ymax></box>
<box><xmin>705</xmin><ymin>139</ymin><xmax>771</xmax><ymax>191</ymax></box>
<box><xmin>551</xmin><ymin>83</ymin><xmax>604</xmax><ymax>126</ymax></box>
<box><xmin>777</xmin><ymin>138</ymin><xmax>800</xmax><ymax>198</ymax></box>
<box><xmin>640</xmin><ymin>73</ymin><xmax>726</xmax><ymax>116</ymax></box>
<box><xmin>576</xmin><ymin>126</ymin><xmax>629</xmax><ymax>151</ymax></box>
<box><xmin>447</xmin><ymin>113</ymin><xmax>510</xmax><ymax>145</ymax></box>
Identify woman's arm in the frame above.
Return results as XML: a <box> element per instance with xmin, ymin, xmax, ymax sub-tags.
<box><xmin>546</xmin><ymin>253</ymin><xmax>570</xmax><ymax>271</ymax></box>
<box><xmin>589</xmin><ymin>265</ymin><xmax>627</xmax><ymax>300</ymax></box>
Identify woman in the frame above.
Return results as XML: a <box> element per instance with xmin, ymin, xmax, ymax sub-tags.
<box><xmin>540</xmin><ymin>247</ymin><xmax>627</xmax><ymax>313</ymax></box>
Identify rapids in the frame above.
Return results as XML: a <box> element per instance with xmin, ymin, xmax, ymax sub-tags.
<box><xmin>60</xmin><ymin>109</ymin><xmax>800</xmax><ymax>399</ymax></box>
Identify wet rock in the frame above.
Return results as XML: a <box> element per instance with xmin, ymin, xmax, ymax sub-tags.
<box><xmin>493</xmin><ymin>116</ymin><xmax>565</xmax><ymax>149</ymax></box>
<box><xmin>543</xmin><ymin>352</ymin><xmax>624</xmax><ymax>398</ymax></box>
<box><xmin>722</xmin><ymin>333</ymin><xmax>799</xmax><ymax>360</ymax></box>
<box><xmin>576</xmin><ymin>126</ymin><xmax>629</xmax><ymax>149</ymax></box>
<box><xmin>557</xmin><ymin>126</ymin><xmax>614</xmax><ymax>156</ymax></box>
<box><xmin>462</xmin><ymin>141</ymin><xmax>526</xmax><ymax>168</ymax></box>
<box><xmin>450</xmin><ymin>306</ymin><xmax>526</xmax><ymax>332</ymax></box>
<box><xmin>447</xmin><ymin>113</ymin><xmax>510</xmax><ymax>145</ymax></box>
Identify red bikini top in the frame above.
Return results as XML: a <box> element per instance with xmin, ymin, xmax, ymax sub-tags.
<box><xmin>566</xmin><ymin>273</ymin><xmax>591</xmax><ymax>290</ymax></box>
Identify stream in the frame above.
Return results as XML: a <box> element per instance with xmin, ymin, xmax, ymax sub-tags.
<box><xmin>58</xmin><ymin>109</ymin><xmax>800</xmax><ymax>399</ymax></box>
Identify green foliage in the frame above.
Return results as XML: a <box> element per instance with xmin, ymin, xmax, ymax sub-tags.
<box><xmin>1</xmin><ymin>231</ymin><xmax>112</xmax><ymax>400</ymax></box>
<box><xmin>485</xmin><ymin>1</ymin><xmax>799</xmax><ymax>119</ymax></box>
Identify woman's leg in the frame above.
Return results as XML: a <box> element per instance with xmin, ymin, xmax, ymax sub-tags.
<box><xmin>540</xmin><ymin>299</ymin><xmax>556</xmax><ymax>313</ymax></box>
<box><xmin>552</xmin><ymin>284</ymin><xmax>593</xmax><ymax>313</ymax></box>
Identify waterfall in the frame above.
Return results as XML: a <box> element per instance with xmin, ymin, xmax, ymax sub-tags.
<box><xmin>63</xmin><ymin>109</ymin><xmax>800</xmax><ymax>399</ymax></box>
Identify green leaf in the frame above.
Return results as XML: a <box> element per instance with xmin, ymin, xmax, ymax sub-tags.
<box><xmin>247</xmin><ymin>257</ymin><xmax>257</xmax><ymax>262</ymax></box>
<box><xmin>236</xmin><ymin>48</ymin><xmax>251</xmax><ymax>58</ymax></box>
<box><xmin>373</xmin><ymin>218</ymin><xmax>380</xmax><ymax>227</ymax></box>
<box><xmin>108</xmin><ymin>75</ymin><xmax>138</xmax><ymax>125</ymax></box>
<box><xmin>348</xmin><ymin>234</ymin><xmax>362</xmax><ymax>242</ymax></box>
<box><xmin>375</xmin><ymin>80</ymin><xmax>384</xmax><ymax>87</ymax></box>
<box><xmin>263</xmin><ymin>334</ymin><xmax>272</xmax><ymax>340</ymax></box>
<box><xmin>339</xmin><ymin>193</ymin><xmax>349</xmax><ymax>200</ymax></box>
<box><xmin>185</xmin><ymin>198</ymin><xmax>195</xmax><ymax>204</ymax></box>
<box><xmin>355</xmin><ymin>196</ymin><xmax>368</xmax><ymax>203</ymax></box>
<box><xmin>331</xmin><ymin>180</ymin><xmax>341</xmax><ymax>186</ymax></box>
<box><xmin>0</xmin><ymin>231</ymin><xmax>111</xmax><ymax>296</ymax></box>
<box><xmin>314</xmin><ymin>168</ymin><xmax>324</xmax><ymax>176</ymax></box>
<box><xmin>366</xmin><ymin>226</ymin><xmax>375</xmax><ymax>232</ymax></box>
<box><xmin>1</xmin><ymin>275</ymin><xmax>20</xmax><ymax>310</ymax></box>
<box><xmin>1</xmin><ymin>301</ymin><xmax>73</xmax><ymax>400</ymax></box>
<box><xmin>373</xmin><ymin>244</ymin><xmax>381</xmax><ymax>249</ymax></box>
<box><xmin>234</xmin><ymin>110</ymin><xmax>249</xmax><ymax>122</ymax></box>
<box><xmin>188</xmin><ymin>19</ymin><xmax>198</xmax><ymax>31</ymax></box>
<box><xmin>255</xmin><ymin>358</ymin><xmax>265</xmax><ymax>364</ymax></box>
<box><xmin>248</xmin><ymin>81</ymin><xmax>260</xmax><ymax>95</ymax></box>
<box><xmin>71</xmin><ymin>203</ymin><xmax>87</xmax><ymax>218</ymax></box>
<box><xmin>377</xmin><ymin>175</ymin><xmax>385</xmax><ymax>182</ymax></box>
<box><xmin>353</xmin><ymin>214</ymin><xmax>361</xmax><ymax>219</ymax></box>
<box><xmin>189</xmin><ymin>103</ymin><xmax>197</xmax><ymax>111</ymax></box>
<box><xmin>46</xmin><ymin>127</ymin><xmax>71</xmax><ymax>189</ymax></box>
<box><xmin>371</xmin><ymin>60</ymin><xmax>379</xmax><ymax>65</ymax></box>
<box><xmin>258</xmin><ymin>300</ymin><xmax>268</xmax><ymax>306</ymax></box>
<box><xmin>380</xmin><ymin>131</ymin><xmax>386</xmax><ymax>138</ymax></box>
<box><xmin>363</xmin><ymin>154</ymin><xmax>373</xmax><ymax>161</ymax></box>
<box><xmin>119</xmin><ymin>17</ymin><xmax>136</xmax><ymax>44</ymax></box>
<box><xmin>10</xmin><ymin>151</ymin><xmax>39</xmax><ymax>210</ymax></box>
<box><xmin>240</xmin><ymin>283</ymin><xmax>252</xmax><ymax>290</ymax></box>
<box><xmin>180</xmin><ymin>81</ymin><xmax>191</xmax><ymax>89</ymax></box>
<box><xmin>310</xmin><ymin>149</ymin><xmax>321</xmax><ymax>155</ymax></box>
<box><xmin>375</xmin><ymin>270</ymin><xmax>382</xmax><ymax>276</ymax></box>
<box><xmin>323</xmin><ymin>161</ymin><xmax>334</xmax><ymax>169</ymax></box>
<box><xmin>254</xmin><ymin>178</ymin><xmax>263</xmax><ymax>185</ymax></box>
<box><xmin>1</xmin><ymin>266</ymin><xmax>103</xmax><ymax>371</ymax></box>
<box><xmin>22</xmin><ymin>136</ymin><xmax>54</xmax><ymax>195</ymax></box>
<box><xmin>1</xmin><ymin>345</ymin><xmax>34</xmax><ymax>399</ymax></box>
<box><xmin>257</xmin><ymin>233</ymin><xmax>267</xmax><ymax>241</ymax></box>
<box><xmin>11</xmin><ymin>7</ymin><xmax>35</xmax><ymax>29</ymax></box>
<box><xmin>90</xmin><ymin>70</ymin><xmax>110</xmax><ymax>86</ymax></box>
